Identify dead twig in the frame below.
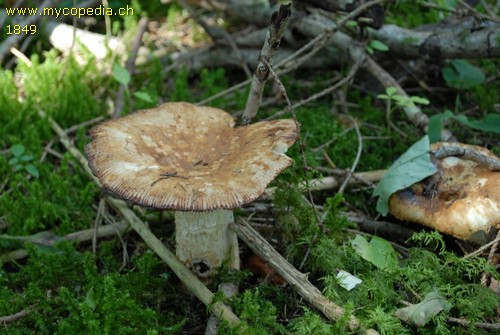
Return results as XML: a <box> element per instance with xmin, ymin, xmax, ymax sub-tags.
<box><xmin>241</xmin><ymin>3</ymin><xmax>291</xmax><ymax>125</ymax></box>
<box><xmin>338</xmin><ymin>116</ymin><xmax>363</xmax><ymax>194</ymax></box>
<box><xmin>432</xmin><ymin>144</ymin><xmax>500</xmax><ymax>171</ymax></box>
<box><xmin>0</xmin><ymin>308</ymin><xmax>32</xmax><ymax>324</ymax></box>
<box><xmin>113</xmin><ymin>17</ymin><xmax>149</xmax><ymax>119</ymax></box>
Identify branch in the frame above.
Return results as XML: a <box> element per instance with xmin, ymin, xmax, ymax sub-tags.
<box><xmin>230</xmin><ymin>218</ymin><xmax>380</xmax><ymax>335</ymax></box>
<box><xmin>241</xmin><ymin>3</ymin><xmax>292</xmax><ymax>125</ymax></box>
<box><xmin>372</xmin><ymin>23</ymin><xmax>500</xmax><ymax>59</ymax></box>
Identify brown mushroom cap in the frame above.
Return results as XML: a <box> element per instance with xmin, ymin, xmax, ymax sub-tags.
<box><xmin>85</xmin><ymin>102</ymin><xmax>298</xmax><ymax>210</ymax></box>
<box><xmin>389</xmin><ymin>142</ymin><xmax>500</xmax><ymax>241</ymax></box>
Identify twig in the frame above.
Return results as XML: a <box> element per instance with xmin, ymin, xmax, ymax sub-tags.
<box><xmin>263</xmin><ymin>169</ymin><xmax>386</xmax><ymax>198</ymax></box>
<box><xmin>338</xmin><ymin>116</ymin><xmax>363</xmax><ymax>194</ymax></box>
<box><xmin>113</xmin><ymin>17</ymin><xmax>149</xmax><ymax>119</ymax></box>
<box><xmin>0</xmin><ymin>222</ymin><xmax>130</xmax><ymax>263</ymax></box>
<box><xmin>38</xmin><ymin>110</ymin><xmax>241</xmax><ymax>329</ymax></box>
<box><xmin>463</xmin><ymin>231</ymin><xmax>500</xmax><ymax>259</ymax></box>
<box><xmin>432</xmin><ymin>144</ymin><xmax>500</xmax><ymax>171</ymax></box>
<box><xmin>0</xmin><ymin>308</ymin><xmax>32</xmax><ymax>324</ymax></box>
<box><xmin>241</xmin><ymin>3</ymin><xmax>291</xmax><ymax>125</ymax></box>
<box><xmin>447</xmin><ymin>316</ymin><xmax>500</xmax><ymax>331</ymax></box>
<box><xmin>264</xmin><ymin>61</ymin><xmax>361</xmax><ymax>120</ymax></box>
<box><xmin>230</xmin><ymin>218</ymin><xmax>380</xmax><ymax>335</ymax></box>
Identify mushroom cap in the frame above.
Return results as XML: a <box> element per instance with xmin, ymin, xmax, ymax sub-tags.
<box><xmin>389</xmin><ymin>142</ymin><xmax>500</xmax><ymax>241</ymax></box>
<box><xmin>85</xmin><ymin>102</ymin><xmax>298</xmax><ymax>211</ymax></box>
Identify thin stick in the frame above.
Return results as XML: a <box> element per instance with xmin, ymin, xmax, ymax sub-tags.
<box><xmin>432</xmin><ymin>144</ymin><xmax>500</xmax><ymax>171</ymax></box>
<box><xmin>338</xmin><ymin>116</ymin><xmax>363</xmax><ymax>194</ymax></box>
<box><xmin>113</xmin><ymin>17</ymin><xmax>149</xmax><ymax>119</ymax></box>
<box><xmin>241</xmin><ymin>4</ymin><xmax>291</xmax><ymax>125</ymax></box>
<box><xmin>230</xmin><ymin>218</ymin><xmax>380</xmax><ymax>335</ymax></box>
<box><xmin>0</xmin><ymin>308</ymin><xmax>32</xmax><ymax>324</ymax></box>
<box><xmin>39</xmin><ymin>110</ymin><xmax>241</xmax><ymax>328</ymax></box>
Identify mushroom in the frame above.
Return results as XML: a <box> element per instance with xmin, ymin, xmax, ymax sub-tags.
<box><xmin>389</xmin><ymin>142</ymin><xmax>500</xmax><ymax>243</ymax></box>
<box><xmin>85</xmin><ymin>102</ymin><xmax>298</xmax><ymax>278</ymax></box>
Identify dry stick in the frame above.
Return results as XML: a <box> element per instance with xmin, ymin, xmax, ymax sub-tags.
<box><xmin>0</xmin><ymin>222</ymin><xmax>129</xmax><ymax>263</ymax></box>
<box><xmin>337</xmin><ymin>116</ymin><xmax>363</xmax><ymax>194</ymax></box>
<box><xmin>432</xmin><ymin>144</ymin><xmax>500</xmax><ymax>171</ymax></box>
<box><xmin>263</xmin><ymin>169</ymin><xmax>386</xmax><ymax>198</ymax></box>
<box><xmin>0</xmin><ymin>0</ymin><xmax>62</xmax><ymax>64</ymax></box>
<box><xmin>231</xmin><ymin>219</ymin><xmax>380</xmax><ymax>335</ymax></box>
<box><xmin>0</xmin><ymin>308</ymin><xmax>32</xmax><ymax>324</ymax></box>
<box><xmin>241</xmin><ymin>3</ymin><xmax>291</xmax><ymax>125</ymax></box>
<box><xmin>113</xmin><ymin>17</ymin><xmax>149</xmax><ymax>119</ymax></box>
<box><xmin>38</xmin><ymin>110</ymin><xmax>241</xmax><ymax>329</ymax></box>
<box><xmin>264</xmin><ymin>61</ymin><xmax>361</xmax><ymax>120</ymax></box>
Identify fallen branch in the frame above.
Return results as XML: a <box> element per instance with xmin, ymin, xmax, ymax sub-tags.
<box><xmin>0</xmin><ymin>222</ymin><xmax>129</xmax><ymax>263</ymax></box>
<box><xmin>39</xmin><ymin>110</ymin><xmax>241</xmax><ymax>329</ymax></box>
<box><xmin>230</xmin><ymin>218</ymin><xmax>380</xmax><ymax>335</ymax></box>
<box><xmin>372</xmin><ymin>23</ymin><xmax>500</xmax><ymax>59</ymax></box>
<box><xmin>0</xmin><ymin>307</ymin><xmax>32</xmax><ymax>324</ymax></box>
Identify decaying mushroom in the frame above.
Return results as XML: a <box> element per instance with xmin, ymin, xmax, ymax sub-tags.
<box><xmin>85</xmin><ymin>102</ymin><xmax>298</xmax><ymax>278</ymax></box>
<box><xmin>389</xmin><ymin>142</ymin><xmax>500</xmax><ymax>243</ymax></box>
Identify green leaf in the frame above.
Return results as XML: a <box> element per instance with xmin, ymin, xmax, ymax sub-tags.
<box><xmin>10</xmin><ymin>144</ymin><xmax>25</xmax><ymax>157</ymax></box>
<box><xmin>374</xmin><ymin>136</ymin><xmax>438</xmax><ymax>215</ymax></box>
<box><xmin>133</xmin><ymin>91</ymin><xmax>154</xmax><ymax>103</ymax></box>
<box><xmin>442</xmin><ymin>59</ymin><xmax>485</xmax><ymax>89</ymax></box>
<box><xmin>386</xmin><ymin>86</ymin><xmax>398</xmax><ymax>96</ymax></box>
<box><xmin>86</xmin><ymin>287</ymin><xmax>97</xmax><ymax>311</ymax></box>
<box><xmin>24</xmin><ymin>164</ymin><xmax>40</xmax><ymax>178</ymax></box>
<box><xmin>410</xmin><ymin>96</ymin><xmax>430</xmax><ymax>105</ymax></box>
<box><xmin>351</xmin><ymin>235</ymin><xmax>398</xmax><ymax>269</ymax></box>
<box><xmin>377</xmin><ymin>94</ymin><xmax>390</xmax><ymax>100</ymax></box>
<box><xmin>20</xmin><ymin>154</ymin><xmax>33</xmax><ymax>162</ymax></box>
<box><xmin>427</xmin><ymin>110</ymin><xmax>454</xmax><ymax>143</ymax></box>
<box><xmin>428</xmin><ymin>110</ymin><xmax>500</xmax><ymax>143</ymax></box>
<box><xmin>395</xmin><ymin>291</ymin><xmax>451</xmax><ymax>327</ymax></box>
<box><xmin>112</xmin><ymin>63</ymin><xmax>131</xmax><ymax>86</ymax></box>
<box><xmin>369</xmin><ymin>39</ymin><xmax>389</xmax><ymax>52</ymax></box>
<box><xmin>8</xmin><ymin>157</ymin><xmax>19</xmax><ymax>165</ymax></box>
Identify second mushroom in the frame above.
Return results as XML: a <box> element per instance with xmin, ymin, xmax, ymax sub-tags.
<box><xmin>85</xmin><ymin>102</ymin><xmax>298</xmax><ymax>279</ymax></box>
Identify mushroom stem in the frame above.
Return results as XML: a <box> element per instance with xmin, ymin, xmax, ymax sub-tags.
<box><xmin>175</xmin><ymin>210</ymin><xmax>240</xmax><ymax>279</ymax></box>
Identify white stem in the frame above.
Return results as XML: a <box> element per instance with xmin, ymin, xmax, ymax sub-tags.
<box><xmin>175</xmin><ymin>210</ymin><xmax>239</xmax><ymax>279</ymax></box>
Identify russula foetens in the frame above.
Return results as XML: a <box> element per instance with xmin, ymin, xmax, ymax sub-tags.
<box><xmin>85</xmin><ymin>102</ymin><xmax>298</xmax><ymax>278</ymax></box>
<box><xmin>389</xmin><ymin>142</ymin><xmax>500</xmax><ymax>243</ymax></box>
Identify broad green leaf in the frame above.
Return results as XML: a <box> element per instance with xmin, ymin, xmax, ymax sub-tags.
<box><xmin>374</xmin><ymin>136</ymin><xmax>438</xmax><ymax>215</ymax></box>
<box><xmin>351</xmin><ymin>235</ymin><xmax>398</xmax><ymax>269</ymax></box>
<box><xmin>112</xmin><ymin>63</ymin><xmax>131</xmax><ymax>86</ymax></box>
<box><xmin>8</xmin><ymin>157</ymin><xmax>19</xmax><ymax>166</ymax></box>
<box><xmin>395</xmin><ymin>291</ymin><xmax>451</xmax><ymax>327</ymax></box>
<box><xmin>25</xmin><ymin>164</ymin><xmax>40</xmax><ymax>178</ymax></box>
<box><xmin>428</xmin><ymin>110</ymin><xmax>454</xmax><ymax>143</ymax></box>
<box><xmin>20</xmin><ymin>154</ymin><xmax>33</xmax><ymax>162</ymax></box>
<box><xmin>377</xmin><ymin>94</ymin><xmax>390</xmax><ymax>100</ymax></box>
<box><xmin>86</xmin><ymin>287</ymin><xmax>97</xmax><ymax>311</ymax></box>
<box><xmin>10</xmin><ymin>144</ymin><xmax>25</xmax><ymax>157</ymax></box>
<box><xmin>133</xmin><ymin>91</ymin><xmax>154</xmax><ymax>103</ymax></box>
<box><xmin>442</xmin><ymin>59</ymin><xmax>485</xmax><ymax>89</ymax></box>
<box><xmin>428</xmin><ymin>110</ymin><xmax>500</xmax><ymax>143</ymax></box>
<box><xmin>369</xmin><ymin>39</ymin><xmax>389</xmax><ymax>52</ymax></box>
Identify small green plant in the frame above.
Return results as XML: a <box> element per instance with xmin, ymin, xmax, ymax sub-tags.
<box><xmin>442</xmin><ymin>59</ymin><xmax>485</xmax><ymax>89</ymax></box>
<box><xmin>366</xmin><ymin>39</ymin><xmax>389</xmax><ymax>54</ymax></box>
<box><xmin>377</xmin><ymin>86</ymin><xmax>429</xmax><ymax>136</ymax></box>
<box><xmin>8</xmin><ymin>144</ymin><xmax>39</xmax><ymax>178</ymax></box>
